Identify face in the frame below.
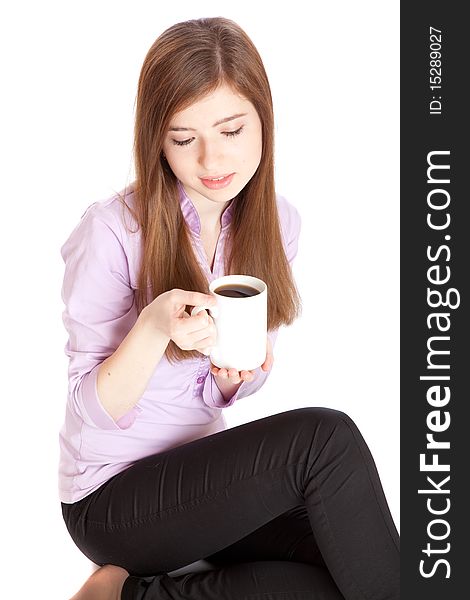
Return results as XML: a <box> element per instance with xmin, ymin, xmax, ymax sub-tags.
<box><xmin>162</xmin><ymin>83</ymin><xmax>263</xmax><ymax>208</ymax></box>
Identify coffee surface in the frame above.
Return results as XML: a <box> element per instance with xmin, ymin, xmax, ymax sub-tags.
<box><xmin>214</xmin><ymin>284</ymin><xmax>260</xmax><ymax>298</ymax></box>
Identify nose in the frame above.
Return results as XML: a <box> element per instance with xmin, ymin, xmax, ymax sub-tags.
<box><xmin>199</xmin><ymin>139</ymin><xmax>223</xmax><ymax>172</ymax></box>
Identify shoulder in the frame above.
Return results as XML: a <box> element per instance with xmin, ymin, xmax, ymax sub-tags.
<box><xmin>79</xmin><ymin>185</ymin><xmax>139</xmax><ymax>242</ymax></box>
<box><xmin>275</xmin><ymin>192</ymin><xmax>302</xmax><ymax>243</ymax></box>
<box><xmin>61</xmin><ymin>185</ymin><xmax>140</xmax><ymax>261</ymax></box>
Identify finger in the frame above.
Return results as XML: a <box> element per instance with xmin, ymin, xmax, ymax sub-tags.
<box><xmin>190</xmin><ymin>309</ymin><xmax>210</xmax><ymax>327</ymax></box>
<box><xmin>240</xmin><ymin>370</ymin><xmax>255</xmax><ymax>382</ymax></box>
<box><xmin>217</xmin><ymin>368</ymin><xmax>229</xmax><ymax>379</ymax></box>
<box><xmin>193</xmin><ymin>336</ymin><xmax>216</xmax><ymax>354</ymax></box>
<box><xmin>178</xmin><ymin>312</ymin><xmax>215</xmax><ymax>340</ymax></box>
<box><xmin>174</xmin><ymin>309</ymin><xmax>209</xmax><ymax>331</ymax></box>
<box><xmin>175</xmin><ymin>318</ymin><xmax>215</xmax><ymax>349</ymax></box>
<box><xmin>228</xmin><ymin>368</ymin><xmax>241</xmax><ymax>384</ymax></box>
<box><xmin>171</xmin><ymin>289</ymin><xmax>216</xmax><ymax>309</ymax></box>
<box><xmin>191</xmin><ymin>312</ymin><xmax>215</xmax><ymax>329</ymax></box>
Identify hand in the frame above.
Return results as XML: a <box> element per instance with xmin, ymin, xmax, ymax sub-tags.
<box><xmin>210</xmin><ymin>336</ymin><xmax>274</xmax><ymax>384</ymax></box>
<box><xmin>141</xmin><ymin>288</ymin><xmax>217</xmax><ymax>354</ymax></box>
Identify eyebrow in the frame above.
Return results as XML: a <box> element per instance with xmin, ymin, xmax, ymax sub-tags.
<box><xmin>168</xmin><ymin>113</ymin><xmax>248</xmax><ymax>132</ymax></box>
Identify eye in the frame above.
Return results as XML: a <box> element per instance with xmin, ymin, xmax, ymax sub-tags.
<box><xmin>171</xmin><ymin>126</ymin><xmax>245</xmax><ymax>147</ymax></box>
<box><xmin>223</xmin><ymin>126</ymin><xmax>244</xmax><ymax>138</ymax></box>
<box><xmin>172</xmin><ymin>137</ymin><xmax>194</xmax><ymax>147</ymax></box>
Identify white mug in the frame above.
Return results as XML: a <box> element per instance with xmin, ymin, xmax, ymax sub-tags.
<box><xmin>191</xmin><ymin>275</ymin><xmax>267</xmax><ymax>371</ymax></box>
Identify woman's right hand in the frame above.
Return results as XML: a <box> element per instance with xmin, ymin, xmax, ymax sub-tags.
<box><xmin>140</xmin><ymin>288</ymin><xmax>217</xmax><ymax>353</ymax></box>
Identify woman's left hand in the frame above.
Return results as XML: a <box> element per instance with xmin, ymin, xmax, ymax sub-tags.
<box><xmin>210</xmin><ymin>337</ymin><xmax>274</xmax><ymax>384</ymax></box>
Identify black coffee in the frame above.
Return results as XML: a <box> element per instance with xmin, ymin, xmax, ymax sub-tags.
<box><xmin>214</xmin><ymin>284</ymin><xmax>260</xmax><ymax>298</ymax></box>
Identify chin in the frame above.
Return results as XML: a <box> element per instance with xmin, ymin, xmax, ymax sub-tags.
<box><xmin>203</xmin><ymin>191</ymin><xmax>236</xmax><ymax>203</ymax></box>
<box><xmin>198</xmin><ymin>182</ymin><xmax>245</xmax><ymax>202</ymax></box>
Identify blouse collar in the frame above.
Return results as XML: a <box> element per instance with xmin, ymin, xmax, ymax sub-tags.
<box><xmin>177</xmin><ymin>179</ymin><xmax>234</xmax><ymax>236</ymax></box>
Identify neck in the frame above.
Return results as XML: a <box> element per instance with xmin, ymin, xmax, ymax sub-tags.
<box><xmin>186</xmin><ymin>189</ymin><xmax>231</xmax><ymax>232</ymax></box>
<box><xmin>180</xmin><ymin>183</ymin><xmax>233</xmax><ymax>233</ymax></box>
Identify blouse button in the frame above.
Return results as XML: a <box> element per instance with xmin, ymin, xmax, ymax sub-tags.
<box><xmin>197</xmin><ymin>376</ymin><xmax>205</xmax><ymax>384</ymax></box>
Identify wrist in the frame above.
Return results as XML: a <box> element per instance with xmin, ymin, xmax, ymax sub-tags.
<box><xmin>213</xmin><ymin>375</ymin><xmax>243</xmax><ymax>401</ymax></box>
<box><xmin>137</xmin><ymin>307</ymin><xmax>171</xmax><ymax>348</ymax></box>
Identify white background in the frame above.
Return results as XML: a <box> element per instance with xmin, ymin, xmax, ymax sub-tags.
<box><xmin>1</xmin><ymin>1</ymin><xmax>399</xmax><ymax>597</ymax></box>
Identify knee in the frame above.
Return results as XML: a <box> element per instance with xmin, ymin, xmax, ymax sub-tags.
<box><xmin>292</xmin><ymin>406</ymin><xmax>360</xmax><ymax>443</ymax></box>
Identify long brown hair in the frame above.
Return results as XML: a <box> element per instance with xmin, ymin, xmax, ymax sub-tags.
<box><xmin>121</xmin><ymin>17</ymin><xmax>301</xmax><ymax>363</ymax></box>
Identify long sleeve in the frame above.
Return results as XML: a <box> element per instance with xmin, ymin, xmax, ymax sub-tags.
<box><xmin>61</xmin><ymin>204</ymin><xmax>139</xmax><ymax>430</ymax></box>
<box><xmin>202</xmin><ymin>197</ymin><xmax>302</xmax><ymax>409</ymax></box>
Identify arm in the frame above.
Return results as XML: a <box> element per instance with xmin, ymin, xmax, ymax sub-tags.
<box><xmin>61</xmin><ymin>210</ymin><xmax>143</xmax><ymax>430</ymax></box>
<box><xmin>97</xmin><ymin>291</ymin><xmax>217</xmax><ymax>422</ymax></box>
<box><xmin>96</xmin><ymin>313</ymin><xmax>170</xmax><ymax>422</ymax></box>
<box><xmin>62</xmin><ymin>206</ymin><xmax>216</xmax><ymax>429</ymax></box>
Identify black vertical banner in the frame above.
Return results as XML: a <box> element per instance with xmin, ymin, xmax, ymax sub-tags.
<box><xmin>401</xmin><ymin>2</ymin><xmax>469</xmax><ymax>598</ymax></box>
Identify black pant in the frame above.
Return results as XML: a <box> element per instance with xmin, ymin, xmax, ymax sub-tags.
<box><xmin>62</xmin><ymin>407</ymin><xmax>400</xmax><ymax>599</ymax></box>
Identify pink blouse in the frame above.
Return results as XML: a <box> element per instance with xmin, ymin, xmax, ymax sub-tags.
<box><xmin>59</xmin><ymin>181</ymin><xmax>301</xmax><ymax>503</ymax></box>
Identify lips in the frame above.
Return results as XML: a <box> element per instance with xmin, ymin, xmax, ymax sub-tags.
<box><xmin>200</xmin><ymin>173</ymin><xmax>235</xmax><ymax>190</ymax></box>
<box><xmin>200</xmin><ymin>173</ymin><xmax>232</xmax><ymax>181</ymax></box>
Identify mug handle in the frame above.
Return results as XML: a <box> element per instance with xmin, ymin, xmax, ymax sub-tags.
<box><xmin>190</xmin><ymin>304</ymin><xmax>219</xmax><ymax>356</ymax></box>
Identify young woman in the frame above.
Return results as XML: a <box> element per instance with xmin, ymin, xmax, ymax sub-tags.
<box><xmin>61</xmin><ymin>17</ymin><xmax>400</xmax><ymax>600</ymax></box>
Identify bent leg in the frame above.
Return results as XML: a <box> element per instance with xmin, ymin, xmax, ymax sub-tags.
<box><xmin>63</xmin><ymin>407</ymin><xmax>399</xmax><ymax>600</ymax></box>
